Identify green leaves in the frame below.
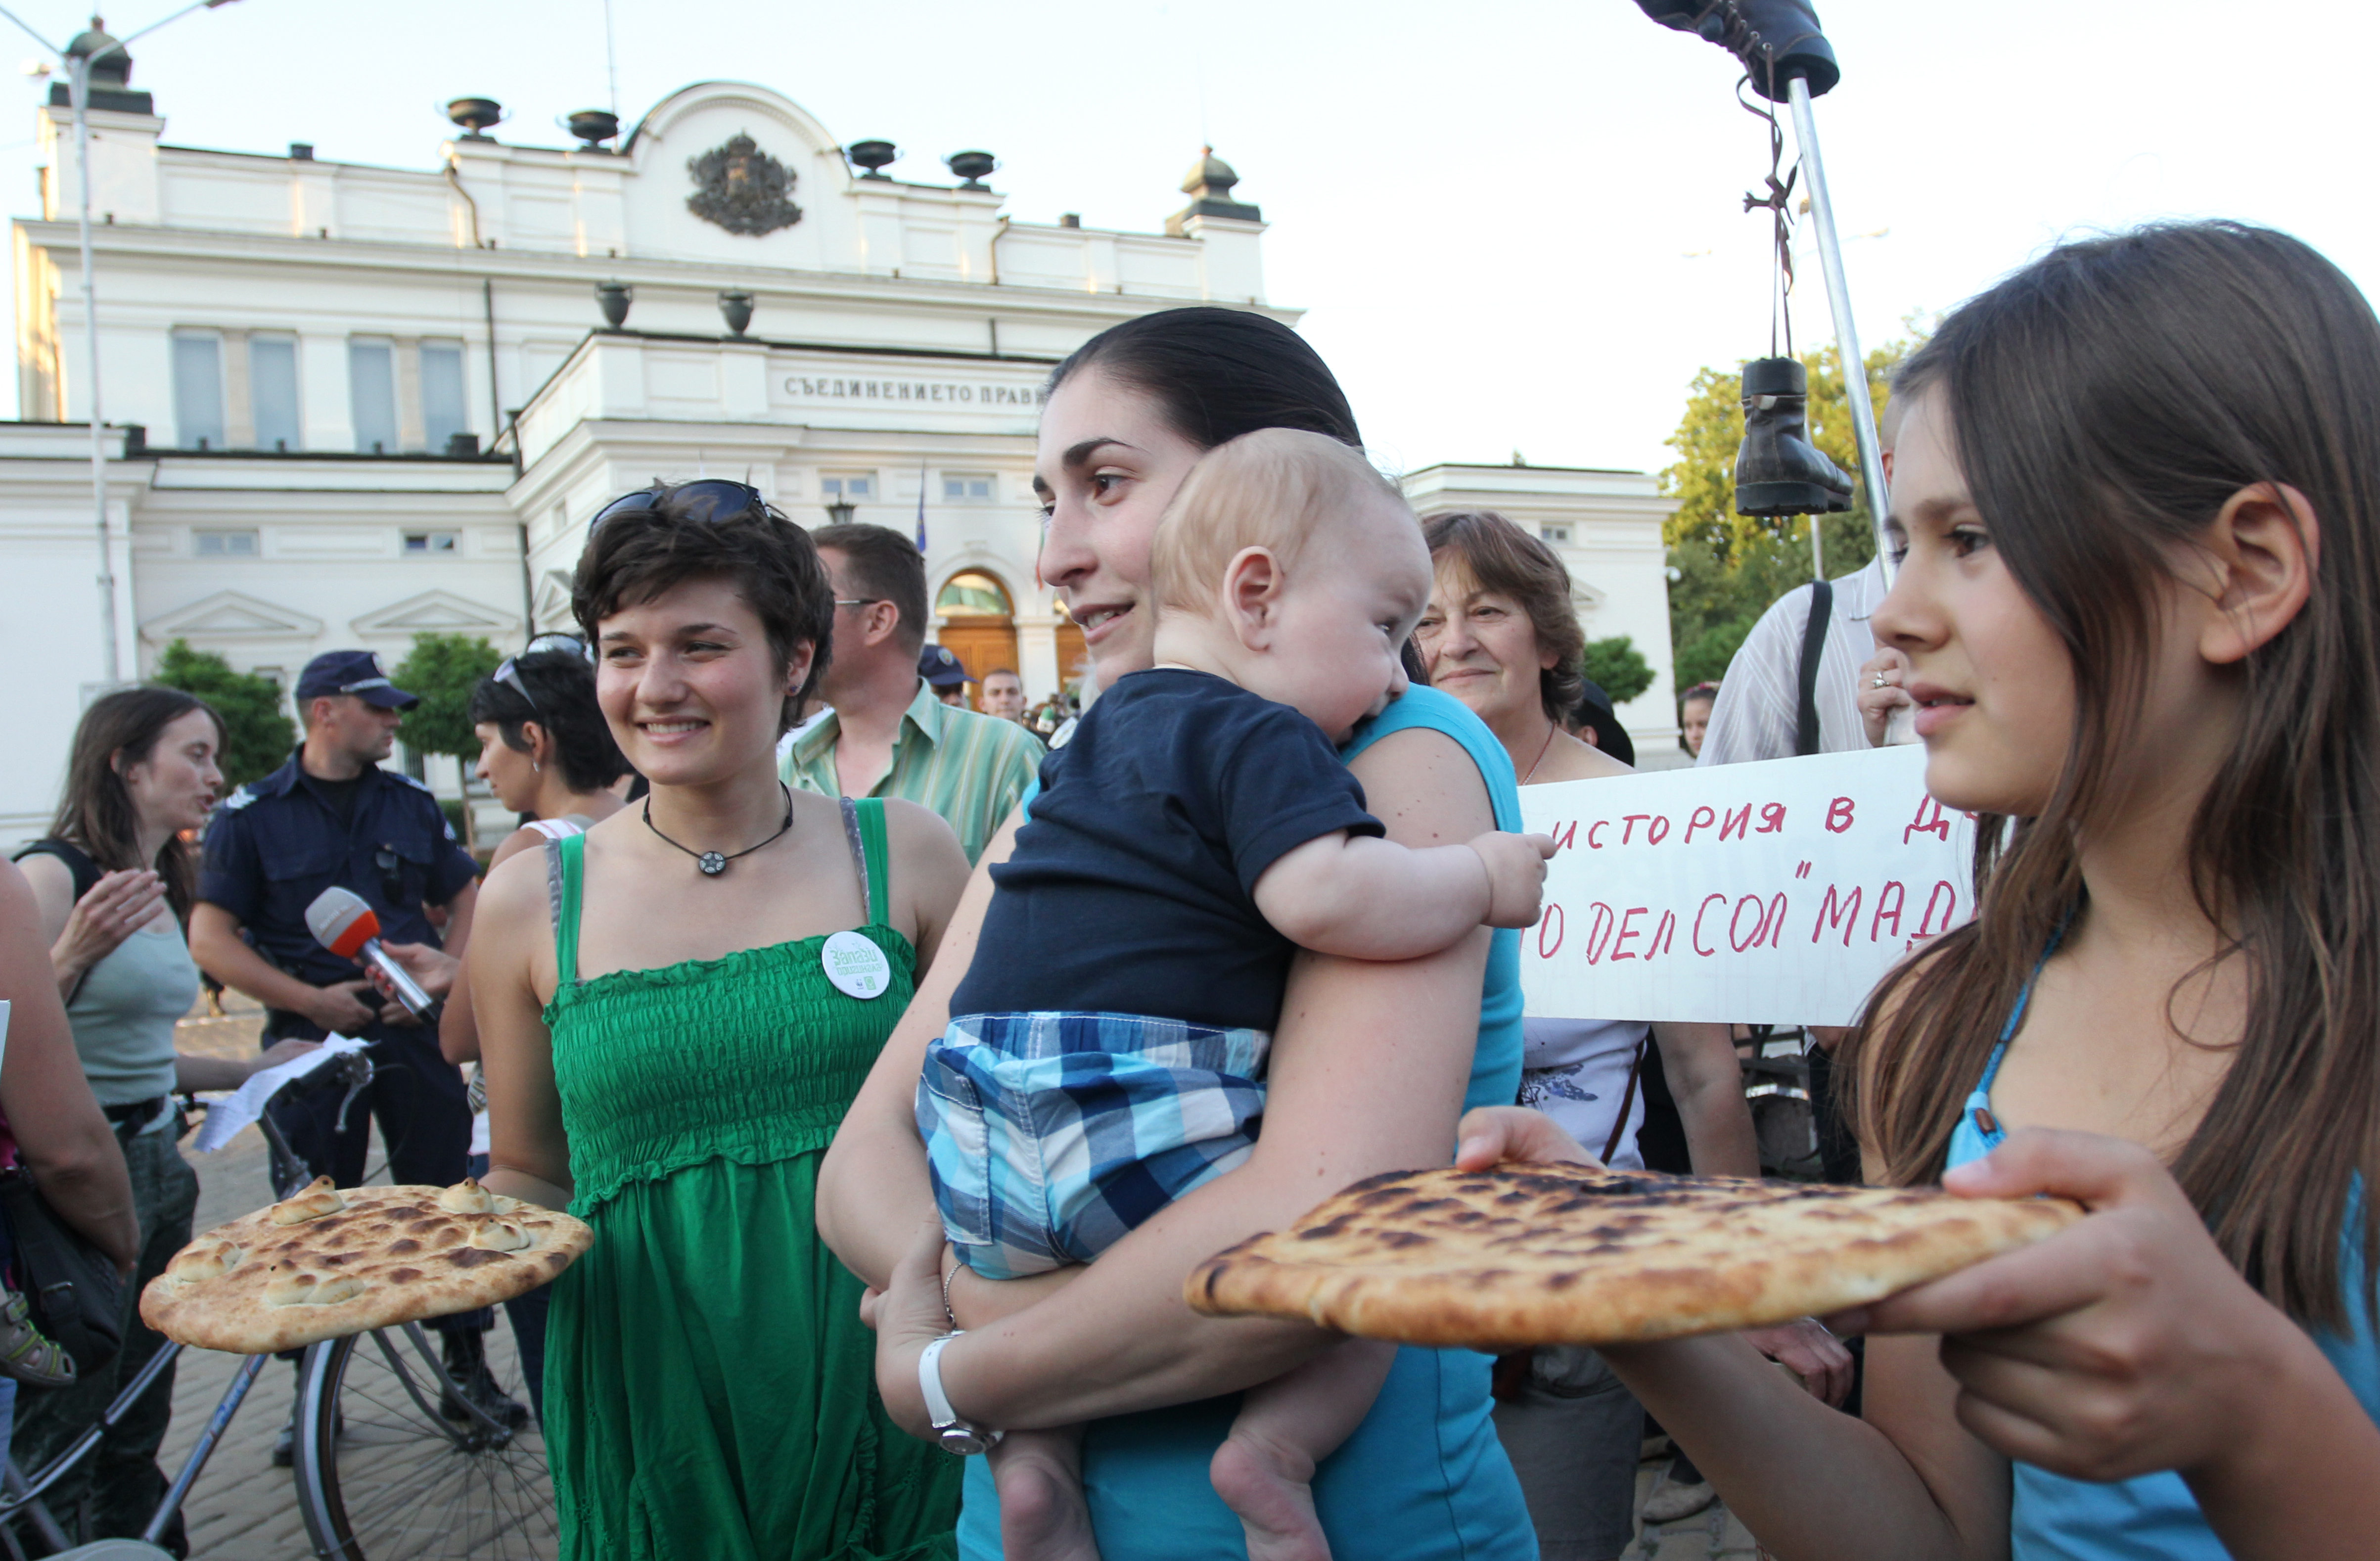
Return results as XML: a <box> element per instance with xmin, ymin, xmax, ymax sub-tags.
<box><xmin>1581</xmin><ymin>636</ymin><xmax>1656</xmax><ymax>705</ymax></box>
<box><xmin>153</xmin><ymin>640</ymin><xmax>296</xmax><ymax>791</ymax></box>
<box><xmin>389</xmin><ymin>633</ymin><xmax>503</xmax><ymax>760</ymax></box>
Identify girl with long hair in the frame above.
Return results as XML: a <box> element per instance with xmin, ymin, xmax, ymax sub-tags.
<box><xmin>1459</xmin><ymin>220</ymin><xmax>2380</xmax><ymax>1558</ymax></box>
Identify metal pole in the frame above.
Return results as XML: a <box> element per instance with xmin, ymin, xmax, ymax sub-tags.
<box><xmin>71</xmin><ymin>52</ymin><xmax>119</xmax><ymax>683</ymax></box>
<box><xmin>1785</xmin><ymin>73</ymin><xmax>1893</xmax><ymax>584</ymax></box>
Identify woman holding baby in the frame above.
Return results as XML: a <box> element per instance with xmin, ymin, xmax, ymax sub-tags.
<box><xmin>818</xmin><ymin>307</ymin><xmax>1544</xmax><ymax>1561</ymax></box>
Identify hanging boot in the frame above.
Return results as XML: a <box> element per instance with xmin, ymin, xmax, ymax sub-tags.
<box><xmin>1634</xmin><ymin>0</ymin><xmax>1840</xmax><ymax>99</ymax></box>
<box><xmin>1734</xmin><ymin>356</ymin><xmax>1854</xmax><ymax>517</ymax></box>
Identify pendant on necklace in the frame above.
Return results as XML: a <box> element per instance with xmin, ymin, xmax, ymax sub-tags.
<box><xmin>697</xmin><ymin>851</ymin><xmax>728</xmax><ymax>876</ymax></box>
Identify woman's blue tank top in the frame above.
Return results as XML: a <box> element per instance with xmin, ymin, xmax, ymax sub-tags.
<box><xmin>1950</xmin><ymin>957</ymin><xmax>2380</xmax><ymax>1560</ymax></box>
<box><xmin>957</xmin><ymin>683</ymin><xmax>1532</xmax><ymax>1559</ymax></box>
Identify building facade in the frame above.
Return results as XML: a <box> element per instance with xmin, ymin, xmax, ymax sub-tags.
<box><xmin>1</xmin><ymin>47</ymin><xmax>1679</xmax><ymax>840</ymax></box>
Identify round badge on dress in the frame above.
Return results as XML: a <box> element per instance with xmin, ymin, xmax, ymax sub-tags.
<box><xmin>821</xmin><ymin>929</ymin><xmax>893</xmax><ymax>999</ymax></box>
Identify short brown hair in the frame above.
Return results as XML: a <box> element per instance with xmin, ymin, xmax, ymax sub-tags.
<box><xmin>1419</xmin><ymin>510</ymin><xmax>1586</xmax><ymax>721</ymax></box>
<box><xmin>571</xmin><ymin>485</ymin><xmax>834</xmax><ymax>734</ymax></box>
<box><xmin>813</xmin><ymin>522</ymin><xmax>929</xmax><ymax>654</ymax></box>
<box><xmin>1150</xmin><ymin>429</ymin><xmax>1406</xmax><ymax>617</ymax></box>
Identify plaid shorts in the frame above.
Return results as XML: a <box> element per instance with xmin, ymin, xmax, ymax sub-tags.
<box><xmin>917</xmin><ymin>1011</ymin><xmax>1270</xmax><ymax>1280</ymax></box>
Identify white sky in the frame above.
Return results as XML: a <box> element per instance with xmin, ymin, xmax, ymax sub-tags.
<box><xmin>3</xmin><ymin>0</ymin><xmax>2372</xmax><ymax>477</ymax></box>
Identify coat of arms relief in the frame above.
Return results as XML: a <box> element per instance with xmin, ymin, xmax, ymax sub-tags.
<box><xmin>687</xmin><ymin>133</ymin><xmax>802</xmax><ymax>236</ymax></box>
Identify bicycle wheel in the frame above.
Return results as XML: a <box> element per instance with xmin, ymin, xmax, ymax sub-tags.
<box><xmin>292</xmin><ymin>1316</ymin><xmax>554</xmax><ymax>1561</ymax></box>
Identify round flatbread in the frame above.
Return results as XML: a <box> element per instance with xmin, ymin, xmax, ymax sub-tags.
<box><xmin>141</xmin><ymin>1177</ymin><xmax>593</xmax><ymax>1354</ymax></box>
<box><xmin>1186</xmin><ymin>1161</ymin><xmax>2082</xmax><ymax>1349</ymax></box>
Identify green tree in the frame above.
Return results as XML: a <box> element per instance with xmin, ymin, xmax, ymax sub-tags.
<box><xmin>1580</xmin><ymin>635</ymin><xmax>1654</xmax><ymax>705</ymax></box>
<box><xmin>390</xmin><ymin>633</ymin><xmax>502</xmax><ymax>762</ymax></box>
<box><xmin>391</xmin><ymin>632</ymin><xmax>503</xmax><ymax>852</ymax></box>
<box><xmin>152</xmin><ymin>640</ymin><xmax>295</xmax><ymax>791</ymax></box>
<box><xmin>1660</xmin><ymin>334</ymin><xmax>1919</xmax><ymax>675</ymax></box>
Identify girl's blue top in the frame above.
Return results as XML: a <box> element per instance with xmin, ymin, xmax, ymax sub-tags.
<box><xmin>1948</xmin><ymin>958</ymin><xmax>2380</xmax><ymax>1560</ymax></box>
<box><xmin>958</xmin><ymin>683</ymin><xmax>1535</xmax><ymax>1559</ymax></box>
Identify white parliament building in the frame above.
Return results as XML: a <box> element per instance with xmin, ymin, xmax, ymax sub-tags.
<box><xmin>0</xmin><ymin>38</ymin><xmax>1680</xmax><ymax>840</ymax></box>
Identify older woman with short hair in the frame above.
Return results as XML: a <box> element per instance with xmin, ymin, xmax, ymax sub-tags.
<box><xmin>1413</xmin><ymin>510</ymin><xmax>1846</xmax><ymax>1558</ymax></box>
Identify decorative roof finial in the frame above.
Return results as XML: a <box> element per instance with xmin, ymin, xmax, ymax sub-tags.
<box><xmin>1168</xmin><ymin>145</ymin><xmax>1260</xmax><ymax>234</ymax></box>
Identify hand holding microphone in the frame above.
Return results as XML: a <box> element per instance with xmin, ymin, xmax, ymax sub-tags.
<box><xmin>304</xmin><ymin>886</ymin><xmax>443</xmax><ymax>1026</ymax></box>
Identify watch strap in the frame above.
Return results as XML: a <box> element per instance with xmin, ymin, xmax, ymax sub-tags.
<box><xmin>918</xmin><ymin>1334</ymin><xmax>964</xmax><ymax>1426</ymax></box>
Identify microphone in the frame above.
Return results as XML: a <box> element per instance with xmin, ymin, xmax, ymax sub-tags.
<box><xmin>304</xmin><ymin>886</ymin><xmax>442</xmax><ymax>1024</ymax></box>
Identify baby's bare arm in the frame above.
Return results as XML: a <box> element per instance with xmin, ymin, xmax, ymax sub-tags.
<box><xmin>1252</xmin><ymin>828</ymin><xmax>1553</xmax><ymax>961</ymax></box>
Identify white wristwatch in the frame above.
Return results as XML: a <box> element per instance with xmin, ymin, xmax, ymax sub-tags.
<box><xmin>919</xmin><ymin>1333</ymin><xmax>1003</xmax><ymax>1455</ymax></box>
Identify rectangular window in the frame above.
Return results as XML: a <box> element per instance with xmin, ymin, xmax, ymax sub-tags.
<box><xmin>420</xmin><ymin>340</ymin><xmax>467</xmax><ymax>452</ymax></box>
<box><xmin>349</xmin><ymin>339</ymin><xmax>397</xmax><ymax>454</ymax></box>
<box><xmin>250</xmin><ymin>335</ymin><xmax>300</xmax><ymax>452</ymax></box>
<box><xmin>820</xmin><ymin>474</ymin><xmax>873</xmax><ymax>500</ymax></box>
<box><xmin>943</xmin><ymin>473</ymin><xmax>995</xmax><ymax>501</ymax></box>
<box><xmin>403</xmin><ymin>531</ymin><xmax>460</xmax><ymax>556</ymax></box>
<box><xmin>194</xmin><ymin>528</ymin><xmax>259</xmax><ymax>557</ymax></box>
<box><xmin>173</xmin><ymin>334</ymin><xmax>225</xmax><ymax>451</ymax></box>
<box><xmin>1540</xmin><ymin>524</ymin><xmax>1573</xmax><ymax>545</ymax></box>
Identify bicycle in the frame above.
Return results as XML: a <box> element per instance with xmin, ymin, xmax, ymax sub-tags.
<box><xmin>0</xmin><ymin>1053</ymin><xmax>555</xmax><ymax>1561</ymax></box>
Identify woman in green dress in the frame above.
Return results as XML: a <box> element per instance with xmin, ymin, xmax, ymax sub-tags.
<box><xmin>471</xmin><ymin>483</ymin><xmax>973</xmax><ymax>1560</ymax></box>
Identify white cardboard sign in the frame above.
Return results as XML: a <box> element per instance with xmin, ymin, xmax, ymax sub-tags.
<box><xmin>1518</xmin><ymin>744</ymin><xmax>1976</xmax><ymax>1026</ymax></box>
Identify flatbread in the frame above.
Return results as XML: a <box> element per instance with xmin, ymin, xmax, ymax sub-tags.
<box><xmin>1186</xmin><ymin>1162</ymin><xmax>2082</xmax><ymax>1349</ymax></box>
<box><xmin>141</xmin><ymin>1177</ymin><xmax>593</xmax><ymax>1354</ymax></box>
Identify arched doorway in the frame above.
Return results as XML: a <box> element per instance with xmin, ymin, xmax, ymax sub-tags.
<box><xmin>934</xmin><ymin>569</ymin><xmax>1018</xmax><ymax>705</ymax></box>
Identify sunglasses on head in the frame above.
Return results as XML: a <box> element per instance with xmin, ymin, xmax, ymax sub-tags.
<box><xmin>495</xmin><ymin>634</ymin><xmax>595</xmax><ymax>718</ymax></box>
<box><xmin>588</xmin><ymin>479</ymin><xmax>767</xmax><ymax>535</ymax></box>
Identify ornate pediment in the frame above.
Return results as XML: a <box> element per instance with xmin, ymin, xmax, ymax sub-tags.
<box><xmin>687</xmin><ymin>132</ymin><xmax>801</xmax><ymax>236</ymax></box>
<box><xmin>141</xmin><ymin>590</ymin><xmax>323</xmax><ymax>643</ymax></box>
<box><xmin>350</xmin><ymin>589</ymin><xmax>520</xmax><ymax>639</ymax></box>
<box><xmin>531</xmin><ymin>570</ymin><xmax>577</xmax><ymax>634</ymax></box>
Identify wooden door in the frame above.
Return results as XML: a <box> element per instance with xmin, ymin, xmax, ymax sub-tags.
<box><xmin>937</xmin><ymin>622</ymin><xmax>1020</xmax><ymax>703</ymax></box>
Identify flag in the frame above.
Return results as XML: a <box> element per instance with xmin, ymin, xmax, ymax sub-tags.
<box><xmin>915</xmin><ymin>459</ymin><xmax>929</xmax><ymax>553</ymax></box>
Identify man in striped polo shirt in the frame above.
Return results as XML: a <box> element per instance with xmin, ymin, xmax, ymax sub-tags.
<box><xmin>783</xmin><ymin>523</ymin><xmax>1042</xmax><ymax>864</ymax></box>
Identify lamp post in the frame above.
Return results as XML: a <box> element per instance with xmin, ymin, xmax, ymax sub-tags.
<box><xmin>0</xmin><ymin>0</ymin><xmax>241</xmax><ymax>686</ymax></box>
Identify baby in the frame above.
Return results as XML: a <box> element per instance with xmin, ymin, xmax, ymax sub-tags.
<box><xmin>917</xmin><ymin>428</ymin><xmax>1553</xmax><ymax>1561</ymax></box>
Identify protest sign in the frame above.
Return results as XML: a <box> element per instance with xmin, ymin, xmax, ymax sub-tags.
<box><xmin>1518</xmin><ymin>744</ymin><xmax>1976</xmax><ymax>1026</ymax></box>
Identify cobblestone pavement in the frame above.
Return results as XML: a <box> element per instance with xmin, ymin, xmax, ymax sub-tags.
<box><xmin>1626</xmin><ymin>1455</ymin><xmax>1766</xmax><ymax>1560</ymax></box>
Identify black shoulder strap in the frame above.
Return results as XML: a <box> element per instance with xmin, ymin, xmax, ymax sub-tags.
<box><xmin>1794</xmin><ymin>579</ymin><xmax>1833</xmax><ymax>758</ymax></box>
<box><xmin>11</xmin><ymin>838</ymin><xmax>102</xmax><ymax>903</ymax></box>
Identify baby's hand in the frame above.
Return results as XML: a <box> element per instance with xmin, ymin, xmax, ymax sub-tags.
<box><xmin>1468</xmin><ymin>830</ymin><xmax>1557</xmax><ymax>929</ymax></box>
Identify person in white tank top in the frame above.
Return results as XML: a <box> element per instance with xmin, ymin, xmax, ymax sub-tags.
<box><xmin>1414</xmin><ymin>511</ymin><xmax>1851</xmax><ymax>1559</ymax></box>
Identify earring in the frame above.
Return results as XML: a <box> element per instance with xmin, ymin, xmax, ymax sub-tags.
<box><xmin>533</xmin><ymin>760</ymin><xmax>542</xmax><ymax>773</ymax></box>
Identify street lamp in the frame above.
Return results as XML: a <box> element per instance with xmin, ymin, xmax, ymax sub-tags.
<box><xmin>0</xmin><ymin>0</ymin><xmax>242</xmax><ymax>686</ymax></box>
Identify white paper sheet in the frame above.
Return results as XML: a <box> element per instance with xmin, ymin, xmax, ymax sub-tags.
<box><xmin>191</xmin><ymin>1034</ymin><xmax>369</xmax><ymax>1154</ymax></box>
<box><xmin>1518</xmin><ymin>745</ymin><xmax>1978</xmax><ymax>1027</ymax></box>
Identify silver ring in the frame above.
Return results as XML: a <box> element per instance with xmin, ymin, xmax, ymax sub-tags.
<box><xmin>1871</xmin><ymin>671</ymin><xmax>1888</xmax><ymax>689</ymax></box>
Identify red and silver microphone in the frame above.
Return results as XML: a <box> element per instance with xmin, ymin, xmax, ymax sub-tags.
<box><xmin>304</xmin><ymin>886</ymin><xmax>441</xmax><ymax>1024</ymax></box>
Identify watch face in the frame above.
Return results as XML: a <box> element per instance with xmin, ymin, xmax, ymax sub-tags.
<box><xmin>938</xmin><ymin>1425</ymin><xmax>993</xmax><ymax>1456</ymax></box>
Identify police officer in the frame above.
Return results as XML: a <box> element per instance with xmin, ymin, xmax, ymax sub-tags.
<box><xmin>190</xmin><ymin>648</ymin><xmax>525</xmax><ymax>1444</ymax></box>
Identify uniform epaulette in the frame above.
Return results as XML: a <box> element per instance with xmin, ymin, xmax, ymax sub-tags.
<box><xmin>396</xmin><ymin>772</ymin><xmax>437</xmax><ymax>795</ymax></box>
<box><xmin>219</xmin><ymin>786</ymin><xmax>259</xmax><ymax>812</ymax></box>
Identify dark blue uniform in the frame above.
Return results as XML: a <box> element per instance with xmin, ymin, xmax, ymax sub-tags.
<box><xmin>199</xmin><ymin>751</ymin><xmax>479</xmax><ymax>1196</ymax></box>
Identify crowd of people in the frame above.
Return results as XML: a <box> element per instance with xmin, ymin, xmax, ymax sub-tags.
<box><xmin>0</xmin><ymin>216</ymin><xmax>2377</xmax><ymax>1561</ymax></box>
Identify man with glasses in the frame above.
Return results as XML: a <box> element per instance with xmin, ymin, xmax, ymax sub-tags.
<box><xmin>190</xmin><ymin>649</ymin><xmax>524</xmax><ymax>1445</ymax></box>
<box><xmin>784</xmin><ymin>523</ymin><xmax>1042</xmax><ymax>864</ymax></box>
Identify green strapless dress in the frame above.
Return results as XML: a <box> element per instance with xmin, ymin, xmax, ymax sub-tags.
<box><xmin>539</xmin><ymin>800</ymin><xmax>959</xmax><ymax>1560</ymax></box>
